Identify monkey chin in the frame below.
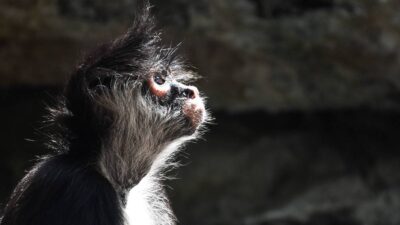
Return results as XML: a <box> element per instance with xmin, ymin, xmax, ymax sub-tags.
<box><xmin>182</xmin><ymin>98</ymin><xmax>205</xmax><ymax>131</ymax></box>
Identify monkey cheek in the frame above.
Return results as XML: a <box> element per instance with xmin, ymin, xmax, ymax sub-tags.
<box><xmin>182</xmin><ymin>99</ymin><xmax>205</xmax><ymax>130</ymax></box>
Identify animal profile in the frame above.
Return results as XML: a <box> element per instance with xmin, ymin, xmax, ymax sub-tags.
<box><xmin>0</xmin><ymin>2</ymin><xmax>209</xmax><ymax>225</ymax></box>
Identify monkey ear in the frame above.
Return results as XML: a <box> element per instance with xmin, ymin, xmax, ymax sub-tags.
<box><xmin>77</xmin><ymin>0</ymin><xmax>158</xmax><ymax>76</ymax></box>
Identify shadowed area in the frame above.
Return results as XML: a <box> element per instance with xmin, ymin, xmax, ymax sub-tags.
<box><xmin>1</xmin><ymin>88</ymin><xmax>400</xmax><ymax>224</ymax></box>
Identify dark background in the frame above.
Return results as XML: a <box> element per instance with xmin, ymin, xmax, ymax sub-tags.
<box><xmin>1</xmin><ymin>0</ymin><xmax>400</xmax><ymax>224</ymax></box>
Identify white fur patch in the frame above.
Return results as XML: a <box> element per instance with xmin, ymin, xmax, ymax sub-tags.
<box><xmin>124</xmin><ymin>173</ymin><xmax>159</xmax><ymax>225</ymax></box>
<box><xmin>124</xmin><ymin>137</ymin><xmax>193</xmax><ymax>225</ymax></box>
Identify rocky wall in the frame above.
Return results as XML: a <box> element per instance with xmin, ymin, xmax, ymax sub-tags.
<box><xmin>1</xmin><ymin>0</ymin><xmax>400</xmax><ymax>111</ymax></box>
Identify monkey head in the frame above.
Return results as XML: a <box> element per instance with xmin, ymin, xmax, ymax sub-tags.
<box><xmin>52</xmin><ymin>7</ymin><xmax>208</xmax><ymax>160</ymax></box>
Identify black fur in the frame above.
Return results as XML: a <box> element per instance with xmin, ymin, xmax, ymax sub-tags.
<box><xmin>1</xmin><ymin>156</ymin><xmax>123</xmax><ymax>225</ymax></box>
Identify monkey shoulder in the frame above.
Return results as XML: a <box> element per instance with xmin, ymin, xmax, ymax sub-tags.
<box><xmin>1</xmin><ymin>155</ymin><xmax>124</xmax><ymax>225</ymax></box>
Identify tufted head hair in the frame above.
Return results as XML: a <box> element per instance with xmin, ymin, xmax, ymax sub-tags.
<box><xmin>46</xmin><ymin>1</ymin><xmax>210</xmax><ymax>193</ymax></box>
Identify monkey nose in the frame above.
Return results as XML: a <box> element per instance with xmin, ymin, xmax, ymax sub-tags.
<box><xmin>181</xmin><ymin>86</ymin><xmax>199</xmax><ymax>99</ymax></box>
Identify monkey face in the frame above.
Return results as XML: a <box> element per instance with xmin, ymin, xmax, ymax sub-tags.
<box><xmin>60</xmin><ymin>10</ymin><xmax>210</xmax><ymax>145</ymax></box>
<box><xmin>145</xmin><ymin>67</ymin><xmax>206</xmax><ymax>134</ymax></box>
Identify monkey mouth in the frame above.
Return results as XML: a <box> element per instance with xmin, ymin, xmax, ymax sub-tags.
<box><xmin>182</xmin><ymin>98</ymin><xmax>205</xmax><ymax>130</ymax></box>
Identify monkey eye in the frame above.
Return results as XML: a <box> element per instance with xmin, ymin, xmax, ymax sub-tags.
<box><xmin>153</xmin><ymin>71</ymin><xmax>167</xmax><ymax>85</ymax></box>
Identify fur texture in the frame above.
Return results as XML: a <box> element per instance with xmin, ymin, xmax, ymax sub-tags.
<box><xmin>0</xmin><ymin>2</ymin><xmax>209</xmax><ymax>225</ymax></box>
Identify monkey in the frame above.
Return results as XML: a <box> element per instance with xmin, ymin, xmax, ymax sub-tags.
<box><xmin>0</xmin><ymin>2</ymin><xmax>209</xmax><ymax>225</ymax></box>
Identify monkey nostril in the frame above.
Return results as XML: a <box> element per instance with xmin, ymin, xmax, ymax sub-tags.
<box><xmin>182</xmin><ymin>89</ymin><xmax>193</xmax><ymax>99</ymax></box>
<box><xmin>182</xmin><ymin>88</ymin><xmax>196</xmax><ymax>99</ymax></box>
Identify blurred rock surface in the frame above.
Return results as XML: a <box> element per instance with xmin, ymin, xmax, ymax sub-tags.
<box><xmin>1</xmin><ymin>0</ymin><xmax>400</xmax><ymax>111</ymax></box>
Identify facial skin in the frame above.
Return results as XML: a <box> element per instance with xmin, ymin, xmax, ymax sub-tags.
<box><xmin>147</xmin><ymin>69</ymin><xmax>206</xmax><ymax>130</ymax></box>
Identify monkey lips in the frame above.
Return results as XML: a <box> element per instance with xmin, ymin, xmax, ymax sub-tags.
<box><xmin>182</xmin><ymin>96</ymin><xmax>205</xmax><ymax>129</ymax></box>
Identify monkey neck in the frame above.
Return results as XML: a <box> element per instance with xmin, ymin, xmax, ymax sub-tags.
<box><xmin>97</xmin><ymin>137</ymin><xmax>164</xmax><ymax>194</ymax></box>
<box><xmin>97</xmin><ymin>131</ymin><xmax>191</xmax><ymax>205</ymax></box>
<box><xmin>95</xmin><ymin>120</ymin><xmax>188</xmax><ymax>200</ymax></box>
